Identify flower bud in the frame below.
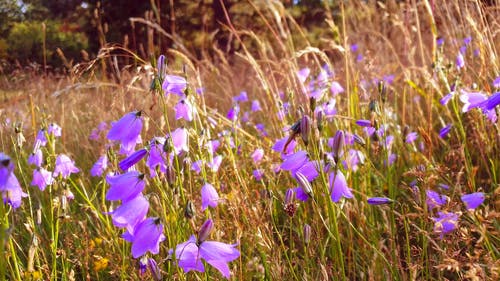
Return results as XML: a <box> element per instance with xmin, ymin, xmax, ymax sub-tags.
<box><xmin>197</xmin><ymin>219</ymin><xmax>214</xmax><ymax>243</ymax></box>
<box><xmin>367</xmin><ymin>197</ymin><xmax>394</xmax><ymax>205</ymax></box>
<box><xmin>331</xmin><ymin>130</ymin><xmax>345</xmax><ymax>161</ymax></box>
<box><xmin>300</xmin><ymin>115</ymin><xmax>311</xmax><ymax>146</ymax></box>
<box><xmin>184</xmin><ymin>200</ymin><xmax>195</xmax><ymax>219</ymax></box>
<box><xmin>148</xmin><ymin>258</ymin><xmax>162</xmax><ymax>280</ymax></box>
<box><xmin>303</xmin><ymin>224</ymin><xmax>311</xmax><ymax>244</ymax></box>
<box><xmin>295</xmin><ymin>172</ymin><xmax>313</xmax><ymax>197</ymax></box>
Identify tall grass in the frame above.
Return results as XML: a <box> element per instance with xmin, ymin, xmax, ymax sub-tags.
<box><xmin>1</xmin><ymin>0</ymin><xmax>499</xmax><ymax>280</ymax></box>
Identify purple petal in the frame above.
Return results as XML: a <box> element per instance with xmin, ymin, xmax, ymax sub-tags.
<box><xmin>461</xmin><ymin>192</ymin><xmax>485</xmax><ymax>210</ymax></box>
<box><xmin>201</xmin><ymin>183</ymin><xmax>219</xmax><ymax>211</ymax></box>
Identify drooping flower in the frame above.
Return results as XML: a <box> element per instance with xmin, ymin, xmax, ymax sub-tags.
<box><xmin>109</xmin><ymin>194</ymin><xmax>149</xmax><ymax>231</ymax></box>
<box><xmin>35</xmin><ymin>129</ymin><xmax>48</xmax><ymax>146</ymax></box>
<box><xmin>233</xmin><ymin>91</ymin><xmax>248</xmax><ymax>103</ymax></box>
<box><xmin>147</xmin><ymin>138</ymin><xmax>167</xmax><ymax>177</ymax></box>
<box><xmin>175</xmin><ymin>99</ymin><xmax>194</xmax><ymax>121</ymax></box>
<box><xmin>123</xmin><ymin>217</ymin><xmax>165</xmax><ymax>258</ymax></box>
<box><xmin>175</xmin><ymin>219</ymin><xmax>240</xmax><ymax>279</ymax></box>
<box><xmin>251</xmin><ymin>148</ymin><xmax>264</xmax><ymax>164</ymax></box>
<box><xmin>162</xmin><ymin>75</ymin><xmax>187</xmax><ymax>96</ymax></box>
<box><xmin>329</xmin><ymin>170</ymin><xmax>354</xmax><ymax>202</ymax></box>
<box><xmin>227</xmin><ymin>105</ymin><xmax>240</xmax><ymax>121</ymax></box>
<box><xmin>432</xmin><ymin>212</ymin><xmax>459</xmax><ymax>238</ymax></box>
<box><xmin>207</xmin><ymin>155</ymin><xmax>223</xmax><ymax>172</ymax></box>
<box><xmin>28</xmin><ymin>148</ymin><xmax>43</xmax><ymax>167</ymax></box>
<box><xmin>1</xmin><ymin>154</ymin><xmax>27</xmax><ymax>209</ymax></box>
<box><xmin>53</xmin><ymin>154</ymin><xmax>80</xmax><ymax>178</ymax></box>
<box><xmin>272</xmin><ymin>136</ymin><xmax>296</xmax><ymax>155</ymax></box>
<box><xmin>1</xmin><ymin>173</ymin><xmax>27</xmax><ymax>209</ymax></box>
<box><xmin>31</xmin><ymin>168</ymin><xmax>54</xmax><ymax>191</ymax></box>
<box><xmin>251</xmin><ymin>100</ymin><xmax>262</xmax><ymax>112</ymax></box>
<box><xmin>48</xmin><ymin>123</ymin><xmax>62</xmax><ymax>137</ymax></box>
<box><xmin>405</xmin><ymin>132</ymin><xmax>418</xmax><ymax>143</ymax></box>
<box><xmin>253</xmin><ymin>169</ymin><xmax>264</xmax><ymax>181</ymax></box>
<box><xmin>106</xmin><ymin>171</ymin><xmax>145</xmax><ymax>202</ymax></box>
<box><xmin>169</xmin><ymin>127</ymin><xmax>189</xmax><ymax>155</ymax></box>
<box><xmin>201</xmin><ymin>183</ymin><xmax>219</xmax><ymax>211</ymax></box>
<box><xmin>191</xmin><ymin>160</ymin><xmax>203</xmax><ymax>174</ymax></box>
<box><xmin>280</xmin><ymin>150</ymin><xmax>308</xmax><ymax>172</ymax></box>
<box><xmin>426</xmin><ymin>190</ymin><xmax>448</xmax><ymax>209</ymax></box>
<box><xmin>91</xmin><ymin>154</ymin><xmax>109</xmax><ymax>177</ymax></box>
<box><xmin>107</xmin><ymin>111</ymin><xmax>143</xmax><ymax>152</ymax></box>
<box><xmin>461</xmin><ymin>192</ymin><xmax>485</xmax><ymax>210</ymax></box>
<box><xmin>330</xmin><ymin>81</ymin><xmax>344</xmax><ymax>95</ymax></box>
<box><xmin>297</xmin><ymin>68</ymin><xmax>310</xmax><ymax>84</ymax></box>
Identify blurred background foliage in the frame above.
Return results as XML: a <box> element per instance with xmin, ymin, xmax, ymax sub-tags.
<box><xmin>0</xmin><ymin>0</ymin><xmax>335</xmax><ymax>72</ymax></box>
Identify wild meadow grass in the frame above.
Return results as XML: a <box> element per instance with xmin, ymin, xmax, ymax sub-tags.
<box><xmin>1</xmin><ymin>1</ymin><xmax>499</xmax><ymax>280</ymax></box>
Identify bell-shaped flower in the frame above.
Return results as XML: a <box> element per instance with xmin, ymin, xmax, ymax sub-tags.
<box><xmin>169</xmin><ymin>127</ymin><xmax>189</xmax><ymax>155</ymax></box>
<box><xmin>426</xmin><ymin>190</ymin><xmax>448</xmax><ymax>210</ymax></box>
<box><xmin>175</xmin><ymin>219</ymin><xmax>240</xmax><ymax>279</ymax></box>
<box><xmin>162</xmin><ymin>75</ymin><xmax>187</xmax><ymax>96</ymax></box>
<box><xmin>432</xmin><ymin>211</ymin><xmax>459</xmax><ymax>238</ymax></box>
<box><xmin>28</xmin><ymin>149</ymin><xmax>43</xmax><ymax>167</ymax></box>
<box><xmin>251</xmin><ymin>100</ymin><xmax>262</xmax><ymax>112</ymax></box>
<box><xmin>175</xmin><ymin>99</ymin><xmax>194</xmax><ymax>121</ymax></box>
<box><xmin>48</xmin><ymin>123</ymin><xmax>62</xmax><ymax>137</ymax></box>
<box><xmin>53</xmin><ymin>154</ymin><xmax>79</xmax><ymax>178</ymax></box>
<box><xmin>91</xmin><ymin>155</ymin><xmax>108</xmax><ymax>177</ymax></box>
<box><xmin>461</xmin><ymin>192</ymin><xmax>485</xmax><ymax>210</ymax></box>
<box><xmin>147</xmin><ymin>138</ymin><xmax>167</xmax><ymax>177</ymax></box>
<box><xmin>329</xmin><ymin>170</ymin><xmax>353</xmax><ymax>202</ymax></box>
<box><xmin>123</xmin><ymin>217</ymin><xmax>165</xmax><ymax>258</ymax></box>
<box><xmin>207</xmin><ymin>155</ymin><xmax>223</xmax><ymax>172</ymax></box>
<box><xmin>107</xmin><ymin>111</ymin><xmax>143</xmax><ymax>149</ymax></box>
<box><xmin>110</xmin><ymin>194</ymin><xmax>149</xmax><ymax>232</ymax></box>
<box><xmin>31</xmin><ymin>168</ymin><xmax>54</xmax><ymax>191</ymax></box>
<box><xmin>201</xmin><ymin>183</ymin><xmax>219</xmax><ymax>211</ymax></box>
<box><xmin>251</xmin><ymin>148</ymin><xmax>264</xmax><ymax>164</ymax></box>
<box><xmin>2</xmin><ymin>174</ymin><xmax>27</xmax><ymax>209</ymax></box>
<box><xmin>106</xmin><ymin>171</ymin><xmax>145</xmax><ymax>202</ymax></box>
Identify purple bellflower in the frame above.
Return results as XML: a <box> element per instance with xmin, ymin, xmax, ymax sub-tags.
<box><xmin>175</xmin><ymin>219</ymin><xmax>240</xmax><ymax>279</ymax></box>
<box><xmin>123</xmin><ymin>217</ymin><xmax>165</xmax><ymax>258</ymax></box>
<box><xmin>297</xmin><ymin>68</ymin><xmax>310</xmax><ymax>84</ymax></box>
<box><xmin>207</xmin><ymin>155</ymin><xmax>223</xmax><ymax>172</ymax></box>
<box><xmin>106</xmin><ymin>171</ymin><xmax>145</xmax><ymax>202</ymax></box>
<box><xmin>91</xmin><ymin>154</ymin><xmax>109</xmax><ymax>177</ymax></box>
<box><xmin>493</xmin><ymin>76</ymin><xmax>500</xmax><ymax>88</ymax></box>
<box><xmin>31</xmin><ymin>168</ymin><xmax>54</xmax><ymax>191</ymax></box>
<box><xmin>233</xmin><ymin>91</ymin><xmax>248</xmax><ymax>103</ymax></box>
<box><xmin>461</xmin><ymin>192</ymin><xmax>485</xmax><ymax>210</ymax></box>
<box><xmin>253</xmin><ymin>169</ymin><xmax>264</xmax><ymax>181</ymax></box>
<box><xmin>484</xmin><ymin>92</ymin><xmax>500</xmax><ymax>110</ymax></box>
<box><xmin>426</xmin><ymin>190</ymin><xmax>448</xmax><ymax>209</ymax></box>
<box><xmin>251</xmin><ymin>148</ymin><xmax>264</xmax><ymax>164</ymax></box>
<box><xmin>53</xmin><ymin>154</ymin><xmax>79</xmax><ymax>178</ymax></box>
<box><xmin>110</xmin><ymin>194</ymin><xmax>149</xmax><ymax>232</ymax></box>
<box><xmin>329</xmin><ymin>170</ymin><xmax>354</xmax><ymax>202</ymax></box>
<box><xmin>169</xmin><ymin>127</ymin><xmax>189</xmax><ymax>155</ymax></box>
<box><xmin>107</xmin><ymin>111</ymin><xmax>143</xmax><ymax>152</ymax></box>
<box><xmin>251</xmin><ymin>100</ymin><xmax>262</xmax><ymax>112</ymax></box>
<box><xmin>330</xmin><ymin>81</ymin><xmax>345</xmax><ymax>95</ymax></box>
<box><xmin>175</xmin><ymin>99</ymin><xmax>194</xmax><ymax>121</ymax></box>
<box><xmin>147</xmin><ymin>138</ymin><xmax>167</xmax><ymax>177</ymax></box>
<box><xmin>201</xmin><ymin>183</ymin><xmax>219</xmax><ymax>211</ymax></box>
<box><xmin>48</xmin><ymin>123</ymin><xmax>62</xmax><ymax>137</ymax></box>
<box><xmin>432</xmin><ymin>211</ymin><xmax>459</xmax><ymax>238</ymax></box>
<box><xmin>28</xmin><ymin>148</ymin><xmax>43</xmax><ymax>167</ymax></box>
<box><xmin>1</xmin><ymin>153</ymin><xmax>27</xmax><ymax>209</ymax></box>
<box><xmin>162</xmin><ymin>75</ymin><xmax>187</xmax><ymax>96</ymax></box>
